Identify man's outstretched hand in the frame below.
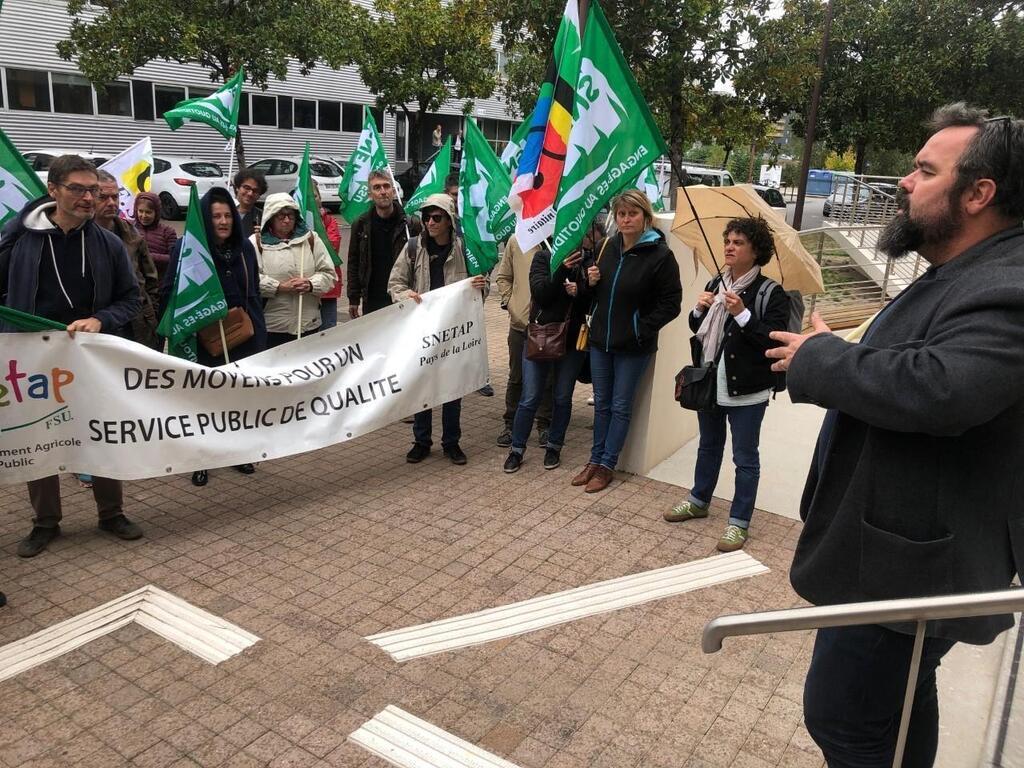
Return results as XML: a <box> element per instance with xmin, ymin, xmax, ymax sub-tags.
<box><xmin>766</xmin><ymin>312</ymin><xmax>831</xmax><ymax>372</ymax></box>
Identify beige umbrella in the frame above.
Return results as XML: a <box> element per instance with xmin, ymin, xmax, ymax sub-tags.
<box><xmin>670</xmin><ymin>183</ymin><xmax>824</xmax><ymax>295</ymax></box>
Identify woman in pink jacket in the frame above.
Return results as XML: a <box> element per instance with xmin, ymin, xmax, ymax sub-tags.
<box><xmin>133</xmin><ymin>192</ymin><xmax>178</xmax><ymax>282</ymax></box>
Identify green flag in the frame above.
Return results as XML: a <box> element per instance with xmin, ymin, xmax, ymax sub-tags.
<box><xmin>295</xmin><ymin>143</ymin><xmax>341</xmax><ymax>267</ymax></box>
<box><xmin>550</xmin><ymin>3</ymin><xmax>668</xmax><ymax>268</ymax></box>
<box><xmin>500</xmin><ymin>119</ymin><xmax>529</xmax><ymax>174</ymax></box>
<box><xmin>338</xmin><ymin>106</ymin><xmax>391</xmax><ymax>223</ymax></box>
<box><xmin>405</xmin><ymin>137</ymin><xmax>452</xmax><ymax>212</ymax></box>
<box><xmin>0</xmin><ymin>127</ymin><xmax>46</xmax><ymax>229</ymax></box>
<box><xmin>458</xmin><ymin>119</ymin><xmax>516</xmax><ymax>275</ymax></box>
<box><xmin>0</xmin><ymin>305</ymin><xmax>66</xmax><ymax>332</ymax></box>
<box><xmin>164</xmin><ymin>70</ymin><xmax>243</xmax><ymax>139</ymax></box>
<box><xmin>635</xmin><ymin>164</ymin><xmax>666</xmax><ymax>212</ymax></box>
<box><xmin>157</xmin><ymin>186</ymin><xmax>229</xmax><ymax>361</ymax></box>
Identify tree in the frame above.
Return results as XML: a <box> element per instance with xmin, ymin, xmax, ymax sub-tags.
<box><xmin>349</xmin><ymin>0</ymin><xmax>497</xmax><ymax>170</ymax></box>
<box><xmin>57</xmin><ymin>0</ymin><xmax>358</xmax><ymax>167</ymax></box>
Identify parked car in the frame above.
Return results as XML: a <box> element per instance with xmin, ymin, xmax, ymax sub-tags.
<box><xmin>245</xmin><ymin>156</ymin><xmax>342</xmax><ymax>210</ymax></box>
<box><xmin>23</xmin><ymin>149</ymin><xmax>110</xmax><ymax>184</ymax></box>
<box><xmin>681</xmin><ymin>164</ymin><xmax>734</xmax><ymax>187</ymax></box>
<box><xmin>823</xmin><ymin>181</ymin><xmax>898</xmax><ymax>220</ymax></box>
<box><xmin>753</xmin><ymin>184</ymin><xmax>787</xmax><ymax>213</ymax></box>
<box><xmin>331</xmin><ymin>155</ymin><xmax>405</xmax><ymax>203</ymax></box>
<box><xmin>152</xmin><ymin>157</ymin><xmax>227</xmax><ymax>220</ymax></box>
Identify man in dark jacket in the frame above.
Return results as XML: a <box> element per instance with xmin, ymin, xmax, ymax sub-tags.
<box><xmin>768</xmin><ymin>105</ymin><xmax>1024</xmax><ymax>767</ymax></box>
<box><xmin>347</xmin><ymin>169</ymin><xmax>416</xmax><ymax>318</ymax></box>
<box><xmin>0</xmin><ymin>154</ymin><xmax>143</xmax><ymax>557</ymax></box>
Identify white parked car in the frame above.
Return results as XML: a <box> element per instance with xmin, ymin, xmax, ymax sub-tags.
<box><xmin>152</xmin><ymin>157</ymin><xmax>227</xmax><ymax>220</ymax></box>
<box><xmin>245</xmin><ymin>156</ymin><xmax>342</xmax><ymax>211</ymax></box>
<box><xmin>22</xmin><ymin>149</ymin><xmax>110</xmax><ymax>184</ymax></box>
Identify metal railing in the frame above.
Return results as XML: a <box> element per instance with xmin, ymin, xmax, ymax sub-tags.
<box><xmin>703</xmin><ymin>589</ymin><xmax>1024</xmax><ymax>768</ymax></box>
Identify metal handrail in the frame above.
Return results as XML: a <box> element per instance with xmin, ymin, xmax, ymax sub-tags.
<box><xmin>703</xmin><ymin>588</ymin><xmax>1024</xmax><ymax>768</ymax></box>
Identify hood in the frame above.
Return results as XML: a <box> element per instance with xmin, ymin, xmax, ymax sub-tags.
<box><xmin>19</xmin><ymin>197</ymin><xmax>63</xmax><ymax>234</ymax></box>
<box><xmin>199</xmin><ymin>186</ymin><xmax>246</xmax><ymax>253</ymax></box>
<box><xmin>259</xmin><ymin>192</ymin><xmax>309</xmax><ymax>244</ymax></box>
<box><xmin>133</xmin><ymin>192</ymin><xmax>162</xmax><ymax>226</ymax></box>
<box><xmin>418</xmin><ymin>192</ymin><xmax>457</xmax><ymax>221</ymax></box>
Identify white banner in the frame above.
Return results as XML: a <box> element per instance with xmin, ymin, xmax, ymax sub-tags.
<box><xmin>0</xmin><ymin>282</ymin><xmax>487</xmax><ymax>484</ymax></box>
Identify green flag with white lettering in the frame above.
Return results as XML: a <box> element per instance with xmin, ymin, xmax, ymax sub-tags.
<box><xmin>0</xmin><ymin>127</ymin><xmax>46</xmax><ymax>229</ymax></box>
<box><xmin>458</xmin><ymin>119</ymin><xmax>516</xmax><ymax>275</ymax></box>
<box><xmin>500</xmin><ymin>118</ymin><xmax>530</xmax><ymax>174</ymax></box>
<box><xmin>163</xmin><ymin>70</ymin><xmax>243</xmax><ymax>140</ymax></box>
<box><xmin>406</xmin><ymin>137</ymin><xmax>452</xmax><ymax>212</ymax></box>
<box><xmin>338</xmin><ymin>106</ymin><xmax>391</xmax><ymax>223</ymax></box>
<box><xmin>157</xmin><ymin>186</ymin><xmax>229</xmax><ymax>361</ymax></box>
<box><xmin>635</xmin><ymin>164</ymin><xmax>666</xmax><ymax>212</ymax></box>
<box><xmin>550</xmin><ymin>3</ymin><xmax>668</xmax><ymax>268</ymax></box>
<box><xmin>296</xmin><ymin>143</ymin><xmax>341</xmax><ymax>267</ymax></box>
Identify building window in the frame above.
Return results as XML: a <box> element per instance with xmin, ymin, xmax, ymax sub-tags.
<box><xmin>238</xmin><ymin>93</ymin><xmax>249</xmax><ymax>126</ymax></box>
<box><xmin>496</xmin><ymin>50</ymin><xmax>509</xmax><ymax>80</ymax></box>
<box><xmin>6</xmin><ymin>68</ymin><xmax>50</xmax><ymax>112</ymax></box>
<box><xmin>132</xmin><ymin>80</ymin><xmax>154</xmax><ymax>121</ymax></box>
<box><xmin>341</xmin><ymin>103</ymin><xmax>362</xmax><ymax>133</ymax></box>
<box><xmin>96</xmin><ymin>81</ymin><xmax>132</xmax><ymax>117</ymax></box>
<box><xmin>188</xmin><ymin>86</ymin><xmax>213</xmax><ymax>99</ymax></box>
<box><xmin>155</xmin><ymin>85</ymin><xmax>186</xmax><ymax>117</ymax></box>
<box><xmin>294</xmin><ymin>99</ymin><xmax>316</xmax><ymax>129</ymax></box>
<box><xmin>318</xmin><ymin>100</ymin><xmax>340</xmax><ymax>131</ymax></box>
<box><xmin>395</xmin><ymin>113</ymin><xmax>407</xmax><ymax>162</ymax></box>
<box><xmin>251</xmin><ymin>94</ymin><xmax>276</xmax><ymax>126</ymax></box>
<box><xmin>51</xmin><ymin>72</ymin><xmax>93</xmax><ymax>115</ymax></box>
<box><xmin>277</xmin><ymin>95</ymin><xmax>292</xmax><ymax>129</ymax></box>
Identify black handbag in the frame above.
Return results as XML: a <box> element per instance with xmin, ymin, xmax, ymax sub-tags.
<box><xmin>674</xmin><ymin>336</ymin><xmax>718</xmax><ymax>412</ymax></box>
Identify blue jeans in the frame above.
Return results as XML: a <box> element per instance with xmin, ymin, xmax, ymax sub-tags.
<box><xmin>589</xmin><ymin>348</ymin><xmax>651</xmax><ymax>469</ymax></box>
<box><xmin>804</xmin><ymin>625</ymin><xmax>955</xmax><ymax>768</ymax></box>
<box><xmin>511</xmin><ymin>347</ymin><xmax>585</xmax><ymax>454</ymax></box>
<box><xmin>320</xmin><ymin>299</ymin><xmax>338</xmax><ymax>329</ymax></box>
<box><xmin>689</xmin><ymin>402</ymin><xmax>767</xmax><ymax>528</ymax></box>
<box><xmin>413</xmin><ymin>400</ymin><xmax>462</xmax><ymax>449</ymax></box>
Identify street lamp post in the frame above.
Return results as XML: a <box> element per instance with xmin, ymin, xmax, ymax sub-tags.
<box><xmin>793</xmin><ymin>0</ymin><xmax>835</xmax><ymax>231</ymax></box>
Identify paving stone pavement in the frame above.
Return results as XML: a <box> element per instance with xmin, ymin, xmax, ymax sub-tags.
<box><xmin>0</xmin><ymin>296</ymin><xmax>824</xmax><ymax>768</ymax></box>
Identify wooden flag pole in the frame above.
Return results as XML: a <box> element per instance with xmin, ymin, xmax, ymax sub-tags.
<box><xmin>218</xmin><ymin>319</ymin><xmax>231</xmax><ymax>364</ymax></box>
<box><xmin>297</xmin><ymin>237</ymin><xmax>306</xmax><ymax>340</ymax></box>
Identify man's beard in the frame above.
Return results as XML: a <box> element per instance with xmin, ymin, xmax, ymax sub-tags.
<box><xmin>878</xmin><ymin>189</ymin><xmax>962</xmax><ymax>261</ymax></box>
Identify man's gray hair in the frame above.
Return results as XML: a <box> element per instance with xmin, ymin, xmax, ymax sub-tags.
<box><xmin>368</xmin><ymin>169</ymin><xmax>392</xmax><ymax>184</ymax></box>
<box><xmin>96</xmin><ymin>169</ymin><xmax>117</xmax><ymax>184</ymax></box>
<box><xmin>929</xmin><ymin>102</ymin><xmax>1024</xmax><ymax>220</ymax></box>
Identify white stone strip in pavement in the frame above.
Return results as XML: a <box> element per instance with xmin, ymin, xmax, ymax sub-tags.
<box><xmin>349</xmin><ymin>705</ymin><xmax>522</xmax><ymax>768</ymax></box>
<box><xmin>0</xmin><ymin>585</ymin><xmax>259</xmax><ymax>682</ymax></box>
<box><xmin>366</xmin><ymin>550</ymin><xmax>768</xmax><ymax>662</ymax></box>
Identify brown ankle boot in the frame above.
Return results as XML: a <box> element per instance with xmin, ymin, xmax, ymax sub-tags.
<box><xmin>585</xmin><ymin>465</ymin><xmax>614</xmax><ymax>493</ymax></box>
<box><xmin>571</xmin><ymin>463</ymin><xmax>596</xmax><ymax>486</ymax></box>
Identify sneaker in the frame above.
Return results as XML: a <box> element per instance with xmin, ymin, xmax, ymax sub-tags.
<box><xmin>503</xmin><ymin>452</ymin><xmax>523</xmax><ymax>473</ymax></box>
<box><xmin>543</xmin><ymin>448</ymin><xmax>561</xmax><ymax>470</ymax></box>
<box><xmin>585</xmin><ymin>465</ymin><xmax>614</xmax><ymax>493</ymax></box>
<box><xmin>478</xmin><ymin>384</ymin><xmax>495</xmax><ymax>397</ymax></box>
<box><xmin>537</xmin><ymin>429</ymin><xmax>550</xmax><ymax>448</ymax></box>
<box><xmin>717</xmin><ymin>525</ymin><xmax>749</xmax><ymax>552</ymax></box>
<box><xmin>233</xmin><ymin>463</ymin><xmax>255</xmax><ymax>475</ymax></box>
<box><xmin>406</xmin><ymin>444</ymin><xmax>430</xmax><ymax>463</ymax></box>
<box><xmin>98</xmin><ymin>515</ymin><xmax>143</xmax><ymax>541</ymax></box>
<box><xmin>496</xmin><ymin>428</ymin><xmax>513</xmax><ymax>448</ymax></box>
<box><xmin>191</xmin><ymin>470</ymin><xmax>208</xmax><ymax>487</ymax></box>
<box><xmin>571</xmin><ymin>463</ymin><xmax>597</xmax><ymax>487</ymax></box>
<box><xmin>17</xmin><ymin>525</ymin><xmax>60</xmax><ymax>558</ymax></box>
<box><xmin>443</xmin><ymin>444</ymin><xmax>468</xmax><ymax>465</ymax></box>
<box><xmin>664</xmin><ymin>501</ymin><xmax>709</xmax><ymax>522</ymax></box>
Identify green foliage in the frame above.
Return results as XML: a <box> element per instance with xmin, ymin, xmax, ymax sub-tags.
<box><xmin>350</xmin><ymin>0</ymin><xmax>497</xmax><ymax>166</ymax></box>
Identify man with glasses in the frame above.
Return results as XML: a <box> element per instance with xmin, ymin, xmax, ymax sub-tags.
<box><xmin>768</xmin><ymin>104</ymin><xmax>1024</xmax><ymax>766</ymax></box>
<box><xmin>0</xmin><ymin>154</ymin><xmax>143</xmax><ymax>558</ymax></box>
<box><xmin>233</xmin><ymin>168</ymin><xmax>267</xmax><ymax>237</ymax></box>
<box><xmin>347</xmin><ymin>169</ymin><xmax>418</xmax><ymax>318</ymax></box>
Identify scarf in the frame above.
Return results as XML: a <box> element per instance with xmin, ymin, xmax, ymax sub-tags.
<box><xmin>695</xmin><ymin>266</ymin><xmax>761</xmax><ymax>364</ymax></box>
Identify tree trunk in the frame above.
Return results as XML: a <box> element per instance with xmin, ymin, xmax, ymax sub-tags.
<box><xmin>854</xmin><ymin>138</ymin><xmax>868</xmax><ymax>175</ymax></box>
<box><xmin>668</xmin><ymin>90</ymin><xmax>689</xmax><ymax>200</ymax></box>
<box><xmin>723</xmin><ymin>144</ymin><xmax>733</xmax><ymax>167</ymax></box>
<box><xmin>233</xmin><ymin>128</ymin><xmax>246</xmax><ymax>174</ymax></box>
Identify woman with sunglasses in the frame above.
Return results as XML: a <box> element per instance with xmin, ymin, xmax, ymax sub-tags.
<box><xmin>252</xmin><ymin>192</ymin><xmax>336</xmax><ymax>348</ymax></box>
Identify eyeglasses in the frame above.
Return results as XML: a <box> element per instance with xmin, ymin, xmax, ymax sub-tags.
<box><xmin>238</xmin><ymin>184</ymin><xmax>261</xmax><ymax>194</ymax></box>
<box><xmin>986</xmin><ymin>115</ymin><xmax>1015</xmax><ymax>162</ymax></box>
<box><xmin>424</xmin><ymin>213</ymin><xmax>448</xmax><ymax>223</ymax></box>
<box><xmin>275</xmin><ymin>211</ymin><xmax>297</xmax><ymax>220</ymax></box>
<box><xmin>57</xmin><ymin>183</ymin><xmax>100</xmax><ymax>198</ymax></box>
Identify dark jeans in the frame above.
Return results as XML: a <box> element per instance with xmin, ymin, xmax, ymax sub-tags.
<box><xmin>320</xmin><ymin>299</ymin><xmax>338</xmax><ymax>329</ymax></box>
<box><xmin>28</xmin><ymin>475</ymin><xmax>123</xmax><ymax>528</ymax></box>
<box><xmin>511</xmin><ymin>347</ymin><xmax>585</xmax><ymax>454</ymax></box>
<box><xmin>690</xmin><ymin>402</ymin><xmax>768</xmax><ymax>528</ymax></box>
<box><xmin>413</xmin><ymin>400</ymin><xmax>462</xmax><ymax>449</ymax></box>
<box><xmin>589</xmin><ymin>348</ymin><xmax>651</xmax><ymax>469</ymax></box>
<box><xmin>504</xmin><ymin>327</ymin><xmax>552</xmax><ymax>430</ymax></box>
<box><xmin>266</xmin><ymin>332</ymin><xmax>299</xmax><ymax>349</ymax></box>
<box><xmin>364</xmin><ymin>294</ymin><xmax>392</xmax><ymax>314</ymax></box>
<box><xmin>804</xmin><ymin>625</ymin><xmax>956</xmax><ymax>768</ymax></box>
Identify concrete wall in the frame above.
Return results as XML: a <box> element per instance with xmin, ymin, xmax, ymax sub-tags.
<box><xmin>618</xmin><ymin>214</ymin><xmax>714</xmax><ymax>476</ymax></box>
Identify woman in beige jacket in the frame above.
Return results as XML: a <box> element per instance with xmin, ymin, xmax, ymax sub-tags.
<box><xmin>252</xmin><ymin>192</ymin><xmax>336</xmax><ymax>347</ymax></box>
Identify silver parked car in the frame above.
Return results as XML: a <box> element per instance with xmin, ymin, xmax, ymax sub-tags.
<box><xmin>245</xmin><ymin>156</ymin><xmax>342</xmax><ymax>210</ymax></box>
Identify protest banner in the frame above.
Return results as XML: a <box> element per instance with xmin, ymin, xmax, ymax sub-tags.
<box><xmin>0</xmin><ymin>281</ymin><xmax>487</xmax><ymax>484</ymax></box>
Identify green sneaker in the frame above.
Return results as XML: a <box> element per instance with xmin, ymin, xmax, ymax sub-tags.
<box><xmin>717</xmin><ymin>525</ymin><xmax>749</xmax><ymax>552</ymax></box>
<box><xmin>664</xmin><ymin>501</ymin><xmax>709</xmax><ymax>522</ymax></box>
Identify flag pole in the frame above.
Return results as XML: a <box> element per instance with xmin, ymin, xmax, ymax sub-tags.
<box><xmin>389</xmin><ymin>161</ymin><xmax>412</xmax><ymax>241</ymax></box>
<box><xmin>226</xmin><ymin>138</ymin><xmax>237</xmax><ymax>184</ymax></box>
<box><xmin>297</xmin><ymin>236</ymin><xmax>306</xmax><ymax>340</ymax></box>
<box><xmin>218</xmin><ymin>320</ymin><xmax>231</xmax><ymax>364</ymax></box>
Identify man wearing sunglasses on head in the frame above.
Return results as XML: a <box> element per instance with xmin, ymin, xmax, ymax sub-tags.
<box><xmin>0</xmin><ymin>154</ymin><xmax>143</xmax><ymax>558</ymax></box>
<box><xmin>388</xmin><ymin>193</ymin><xmax>487</xmax><ymax>466</ymax></box>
